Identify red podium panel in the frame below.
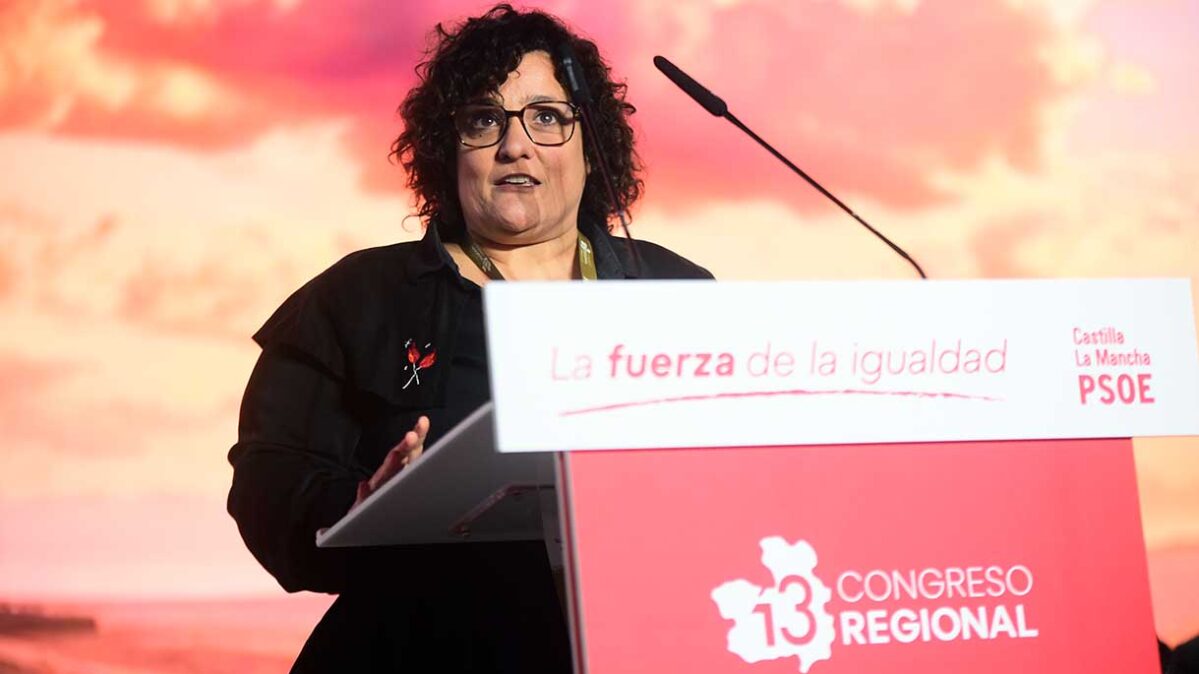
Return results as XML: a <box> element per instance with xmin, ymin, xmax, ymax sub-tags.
<box><xmin>562</xmin><ymin>439</ymin><xmax>1156</xmax><ymax>674</ymax></box>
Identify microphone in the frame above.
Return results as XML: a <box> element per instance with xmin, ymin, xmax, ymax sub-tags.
<box><xmin>652</xmin><ymin>56</ymin><xmax>725</xmax><ymax>116</ymax></box>
<box><xmin>556</xmin><ymin>43</ymin><xmax>640</xmax><ymax>273</ymax></box>
<box><xmin>652</xmin><ymin>55</ymin><xmax>927</xmax><ymax>279</ymax></box>
<box><xmin>557</xmin><ymin>43</ymin><xmax>592</xmax><ymax>106</ymax></box>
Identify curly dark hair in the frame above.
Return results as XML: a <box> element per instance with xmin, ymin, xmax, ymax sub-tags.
<box><xmin>390</xmin><ymin>4</ymin><xmax>642</xmax><ymax>241</ymax></box>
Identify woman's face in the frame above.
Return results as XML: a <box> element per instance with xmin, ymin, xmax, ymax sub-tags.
<box><xmin>456</xmin><ymin>50</ymin><xmax>587</xmax><ymax>245</ymax></box>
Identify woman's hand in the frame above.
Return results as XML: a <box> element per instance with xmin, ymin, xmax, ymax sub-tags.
<box><xmin>352</xmin><ymin>415</ymin><xmax>430</xmax><ymax>510</ymax></box>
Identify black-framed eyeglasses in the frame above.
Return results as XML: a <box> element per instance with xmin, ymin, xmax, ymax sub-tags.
<box><xmin>452</xmin><ymin>101</ymin><xmax>580</xmax><ymax>148</ymax></box>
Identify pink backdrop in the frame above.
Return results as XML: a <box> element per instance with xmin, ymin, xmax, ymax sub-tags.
<box><xmin>1</xmin><ymin>0</ymin><xmax>1197</xmax><ymax>670</ymax></box>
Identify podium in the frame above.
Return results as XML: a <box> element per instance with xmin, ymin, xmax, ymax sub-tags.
<box><xmin>321</xmin><ymin>279</ymin><xmax>1199</xmax><ymax>674</ymax></box>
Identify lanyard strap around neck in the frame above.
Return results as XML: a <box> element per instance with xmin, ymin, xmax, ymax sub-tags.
<box><xmin>462</xmin><ymin>231</ymin><xmax>597</xmax><ymax>281</ymax></box>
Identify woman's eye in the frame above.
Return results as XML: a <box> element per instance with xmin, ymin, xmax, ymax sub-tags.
<box><xmin>531</xmin><ymin>109</ymin><xmax>563</xmax><ymax>126</ymax></box>
<box><xmin>468</xmin><ymin>110</ymin><xmax>502</xmax><ymax>128</ymax></box>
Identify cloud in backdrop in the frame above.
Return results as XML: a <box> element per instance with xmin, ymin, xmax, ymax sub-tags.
<box><xmin>1</xmin><ymin>0</ymin><xmax>1197</xmax><ymax>641</ymax></box>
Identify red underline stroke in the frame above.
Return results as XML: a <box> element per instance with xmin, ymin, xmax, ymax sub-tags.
<box><xmin>560</xmin><ymin>388</ymin><xmax>1002</xmax><ymax>417</ymax></box>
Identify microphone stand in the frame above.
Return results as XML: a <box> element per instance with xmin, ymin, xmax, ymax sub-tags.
<box><xmin>558</xmin><ymin>45</ymin><xmax>642</xmax><ymax>275</ymax></box>
<box><xmin>653</xmin><ymin>55</ymin><xmax>927</xmax><ymax>280</ymax></box>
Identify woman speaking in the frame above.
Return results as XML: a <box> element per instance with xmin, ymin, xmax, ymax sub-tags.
<box><xmin>227</xmin><ymin>4</ymin><xmax>711</xmax><ymax>671</ymax></box>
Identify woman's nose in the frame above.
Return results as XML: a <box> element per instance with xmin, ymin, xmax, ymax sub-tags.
<box><xmin>496</xmin><ymin>115</ymin><xmax>535</xmax><ymax>160</ymax></box>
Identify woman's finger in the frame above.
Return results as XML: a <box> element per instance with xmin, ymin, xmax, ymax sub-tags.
<box><xmin>403</xmin><ymin>417</ymin><xmax>431</xmax><ymax>465</ymax></box>
<box><xmin>353</xmin><ymin>416</ymin><xmax>433</xmax><ymax>509</ymax></box>
<box><xmin>369</xmin><ymin>437</ymin><xmax>413</xmax><ymax>491</ymax></box>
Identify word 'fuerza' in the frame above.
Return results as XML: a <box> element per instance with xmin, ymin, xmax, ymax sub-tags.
<box><xmin>607</xmin><ymin>344</ymin><xmax>735</xmax><ymax>378</ymax></box>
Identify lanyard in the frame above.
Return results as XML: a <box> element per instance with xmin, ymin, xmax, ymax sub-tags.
<box><xmin>462</xmin><ymin>231</ymin><xmax>598</xmax><ymax>281</ymax></box>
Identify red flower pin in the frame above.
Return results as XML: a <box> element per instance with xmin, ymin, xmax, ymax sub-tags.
<box><xmin>403</xmin><ymin>339</ymin><xmax>437</xmax><ymax>389</ymax></box>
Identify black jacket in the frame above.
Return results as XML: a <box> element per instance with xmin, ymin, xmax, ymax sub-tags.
<box><xmin>227</xmin><ymin>220</ymin><xmax>712</xmax><ymax>672</ymax></box>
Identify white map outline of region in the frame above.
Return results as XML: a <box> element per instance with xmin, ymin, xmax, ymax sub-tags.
<box><xmin>711</xmin><ymin>537</ymin><xmax>836</xmax><ymax>673</ymax></box>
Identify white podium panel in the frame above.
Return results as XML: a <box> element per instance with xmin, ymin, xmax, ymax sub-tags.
<box><xmin>484</xmin><ymin>279</ymin><xmax>1199</xmax><ymax>452</ymax></box>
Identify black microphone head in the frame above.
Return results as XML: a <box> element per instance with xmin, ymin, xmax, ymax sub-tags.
<box><xmin>653</xmin><ymin>55</ymin><xmax>727</xmax><ymax>117</ymax></box>
<box><xmin>556</xmin><ymin>42</ymin><xmax>592</xmax><ymax>106</ymax></box>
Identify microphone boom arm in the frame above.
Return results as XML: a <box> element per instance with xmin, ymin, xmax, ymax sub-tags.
<box><xmin>653</xmin><ymin>55</ymin><xmax>927</xmax><ymax>279</ymax></box>
<box><xmin>723</xmin><ymin>111</ymin><xmax>926</xmax><ymax>279</ymax></box>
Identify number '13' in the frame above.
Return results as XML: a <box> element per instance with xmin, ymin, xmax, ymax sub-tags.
<box><xmin>752</xmin><ymin>575</ymin><xmax>817</xmax><ymax>646</ymax></box>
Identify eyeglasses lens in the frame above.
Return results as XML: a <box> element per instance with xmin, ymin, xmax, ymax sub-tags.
<box><xmin>455</xmin><ymin>103</ymin><xmax>575</xmax><ymax>148</ymax></box>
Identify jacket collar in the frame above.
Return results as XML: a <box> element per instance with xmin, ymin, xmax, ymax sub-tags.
<box><xmin>407</xmin><ymin>216</ymin><xmax>637</xmax><ymax>281</ymax></box>
<box><xmin>407</xmin><ymin>222</ymin><xmax>455</xmax><ymax>282</ymax></box>
<box><xmin>580</xmin><ymin>217</ymin><xmax>640</xmax><ymax>280</ymax></box>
